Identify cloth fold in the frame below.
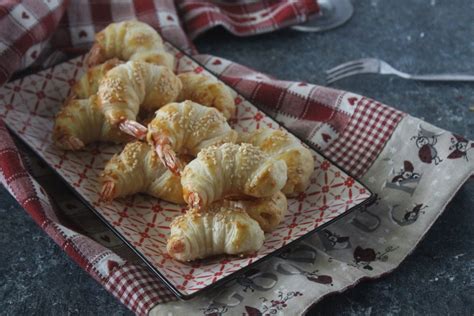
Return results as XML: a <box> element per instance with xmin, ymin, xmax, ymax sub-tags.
<box><xmin>0</xmin><ymin>1</ymin><xmax>472</xmax><ymax>316</ymax></box>
<box><xmin>0</xmin><ymin>0</ymin><xmax>319</xmax><ymax>85</ymax></box>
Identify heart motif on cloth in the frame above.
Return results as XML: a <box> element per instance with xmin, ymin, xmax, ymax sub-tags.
<box><xmin>322</xmin><ymin>133</ymin><xmax>332</xmax><ymax>142</ymax></box>
<box><xmin>167</xmin><ymin>15</ymin><xmax>174</xmax><ymax>21</ymax></box>
<box><xmin>78</xmin><ymin>30</ymin><xmax>87</xmax><ymax>38</ymax></box>
<box><xmin>30</xmin><ymin>51</ymin><xmax>37</xmax><ymax>59</ymax></box>
<box><xmin>298</xmin><ymin>82</ymin><xmax>308</xmax><ymax>86</ymax></box>
<box><xmin>348</xmin><ymin>97</ymin><xmax>358</xmax><ymax>106</ymax></box>
<box><xmin>22</xmin><ymin>12</ymin><xmax>29</xmax><ymax>19</ymax></box>
<box><xmin>107</xmin><ymin>260</ymin><xmax>119</xmax><ymax>274</ymax></box>
<box><xmin>212</xmin><ymin>59</ymin><xmax>222</xmax><ymax>65</ymax></box>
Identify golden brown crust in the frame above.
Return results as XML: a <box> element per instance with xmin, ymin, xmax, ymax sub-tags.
<box><xmin>167</xmin><ymin>205</ymin><xmax>264</xmax><ymax>261</ymax></box>
<box><xmin>239</xmin><ymin>128</ymin><xmax>315</xmax><ymax>196</ymax></box>
<box><xmin>146</xmin><ymin>101</ymin><xmax>237</xmax><ymax>156</ymax></box>
<box><xmin>86</xmin><ymin>20</ymin><xmax>174</xmax><ymax>69</ymax></box>
<box><xmin>97</xmin><ymin>61</ymin><xmax>182</xmax><ymax>125</ymax></box>
<box><xmin>219</xmin><ymin>192</ymin><xmax>287</xmax><ymax>232</ymax></box>
<box><xmin>177</xmin><ymin>72</ymin><xmax>236</xmax><ymax>119</ymax></box>
<box><xmin>181</xmin><ymin>143</ymin><xmax>288</xmax><ymax>209</ymax></box>
<box><xmin>100</xmin><ymin>141</ymin><xmax>184</xmax><ymax>203</ymax></box>
<box><xmin>53</xmin><ymin>96</ymin><xmax>131</xmax><ymax>150</ymax></box>
<box><xmin>71</xmin><ymin>59</ymin><xmax>122</xmax><ymax>99</ymax></box>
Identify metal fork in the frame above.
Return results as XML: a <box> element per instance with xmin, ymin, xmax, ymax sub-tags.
<box><xmin>325</xmin><ymin>58</ymin><xmax>474</xmax><ymax>84</ymax></box>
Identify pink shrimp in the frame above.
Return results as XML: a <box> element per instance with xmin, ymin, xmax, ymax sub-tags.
<box><xmin>118</xmin><ymin>119</ymin><xmax>148</xmax><ymax>140</ymax></box>
<box><xmin>151</xmin><ymin>134</ymin><xmax>182</xmax><ymax>175</ymax></box>
<box><xmin>86</xmin><ymin>44</ymin><xmax>105</xmax><ymax>67</ymax></box>
<box><xmin>100</xmin><ymin>180</ymin><xmax>116</xmax><ymax>201</ymax></box>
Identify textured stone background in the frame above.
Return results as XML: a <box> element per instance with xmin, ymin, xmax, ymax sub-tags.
<box><xmin>1</xmin><ymin>0</ymin><xmax>473</xmax><ymax>315</ymax></box>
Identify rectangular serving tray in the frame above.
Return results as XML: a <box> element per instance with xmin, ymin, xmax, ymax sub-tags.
<box><xmin>0</xmin><ymin>43</ymin><xmax>374</xmax><ymax>299</ymax></box>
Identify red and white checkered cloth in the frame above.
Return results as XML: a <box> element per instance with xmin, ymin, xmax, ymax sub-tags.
<box><xmin>0</xmin><ymin>1</ymin><xmax>471</xmax><ymax>316</ymax></box>
<box><xmin>0</xmin><ymin>0</ymin><xmax>319</xmax><ymax>86</ymax></box>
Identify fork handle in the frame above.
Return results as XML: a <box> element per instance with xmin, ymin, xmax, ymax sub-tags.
<box><xmin>409</xmin><ymin>74</ymin><xmax>474</xmax><ymax>82</ymax></box>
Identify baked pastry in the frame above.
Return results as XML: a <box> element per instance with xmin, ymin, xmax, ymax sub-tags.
<box><xmin>181</xmin><ymin>143</ymin><xmax>288</xmax><ymax>209</ymax></box>
<box><xmin>97</xmin><ymin>61</ymin><xmax>182</xmax><ymax>139</ymax></box>
<box><xmin>146</xmin><ymin>101</ymin><xmax>237</xmax><ymax>174</ymax></box>
<box><xmin>100</xmin><ymin>141</ymin><xmax>184</xmax><ymax>204</ymax></box>
<box><xmin>87</xmin><ymin>20</ymin><xmax>174</xmax><ymax>69</ymax></box>
<box><xmin>167</xmin><ymin>206</ymin><xmax>264</xmax><ymax>261</ymax></box>
<box><xmin>177</xmin><ymin>72</ymin><xmax>236</xmax><ymax>119</ymax></box>
<box><xmin>70</xmin><ymin>59</ymin><xmax>122</xmax><ymax>100</ymax></box>
<box><xmin>220</xmin><ymin>192</ymin><xmax>287</xmax><ymax>232</ymax></box>
<box><xmin>53</xmin><ymin>95</ymin><xmax>131</xmax><ymax>150</ymax></box>
<box><xmin>239</xmin><ymin>128</ymin><xmax>314</xmax><ymax>196</ymax></box>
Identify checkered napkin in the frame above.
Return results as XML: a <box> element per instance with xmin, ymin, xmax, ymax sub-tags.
<box><xmin>0</xmin><ymin>0</ymin><xmax>318</xmax><ymax>85</ymax></box>
<box><xmin>0</xmin><ymin>1</ymin><xmax>472</xmax><ymax>316</ymax></box>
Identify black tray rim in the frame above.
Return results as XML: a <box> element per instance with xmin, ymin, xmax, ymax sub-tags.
<box><xmin>2</xmin><ymin>46</ymin><xmax>376</xmax><ymax>300</ymax></box>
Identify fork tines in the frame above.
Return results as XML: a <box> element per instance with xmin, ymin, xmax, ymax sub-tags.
<box><xmin>325</xmin><ymin>58</ymin><xmax>377</xmax><ymax>84</ymax></box>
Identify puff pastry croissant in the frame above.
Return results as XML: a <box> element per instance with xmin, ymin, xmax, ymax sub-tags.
<box><xmin>220</xmin><ymin>192</ymin><xmax>287</xmax><ymax>232</ymax></box>
<box><xmin>70</xmin><ymin>59</ymin><xmax>122</xmax><ymax>100</ymax></box>
<box><xmin>53</xmin><ymin>96</ymin><xmax>131</xmax><ymax>150</ymax></box>
<box><xmin>97</xmin><ymin>60</ymin><xmax>182</xmax><ymax>139</ymax></box>
<box><xmin>167</xmin><ymin>206</ymin><xmax>264</xmax><ymax>261</ymax></box>
<box><xmin>100</xmin><ymin>141</ymin><xmax>184</xmax><ymax>204</ymax></box>
<box><xmin>87</xmin><ymin>20</ymin><xmax>174</xmax><ymax>69</ymax></box>
<box><xmin>240</xmin><ymin>128</ymin><xmax>315</xmax><ymax>195</ymax></box>
<box><xmin>177</xmin><ymin>72</ymin><xmax>236</xmax><ymax>119</ymax></box>
<box><xmin>146</xmin><ymin>101</ymin><xmax>237</xmax><ymax>174</ymax></box>
<box><xmin>181</xmin><ymin>143</ymin><xmax>287</xmax><ymax>209</ymax></box>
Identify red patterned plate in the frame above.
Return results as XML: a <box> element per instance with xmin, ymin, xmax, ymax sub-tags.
<box><xmin>0</xmin><ymin>43</ymin><xmax>373</xmax><ymax>299</ymax></box>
